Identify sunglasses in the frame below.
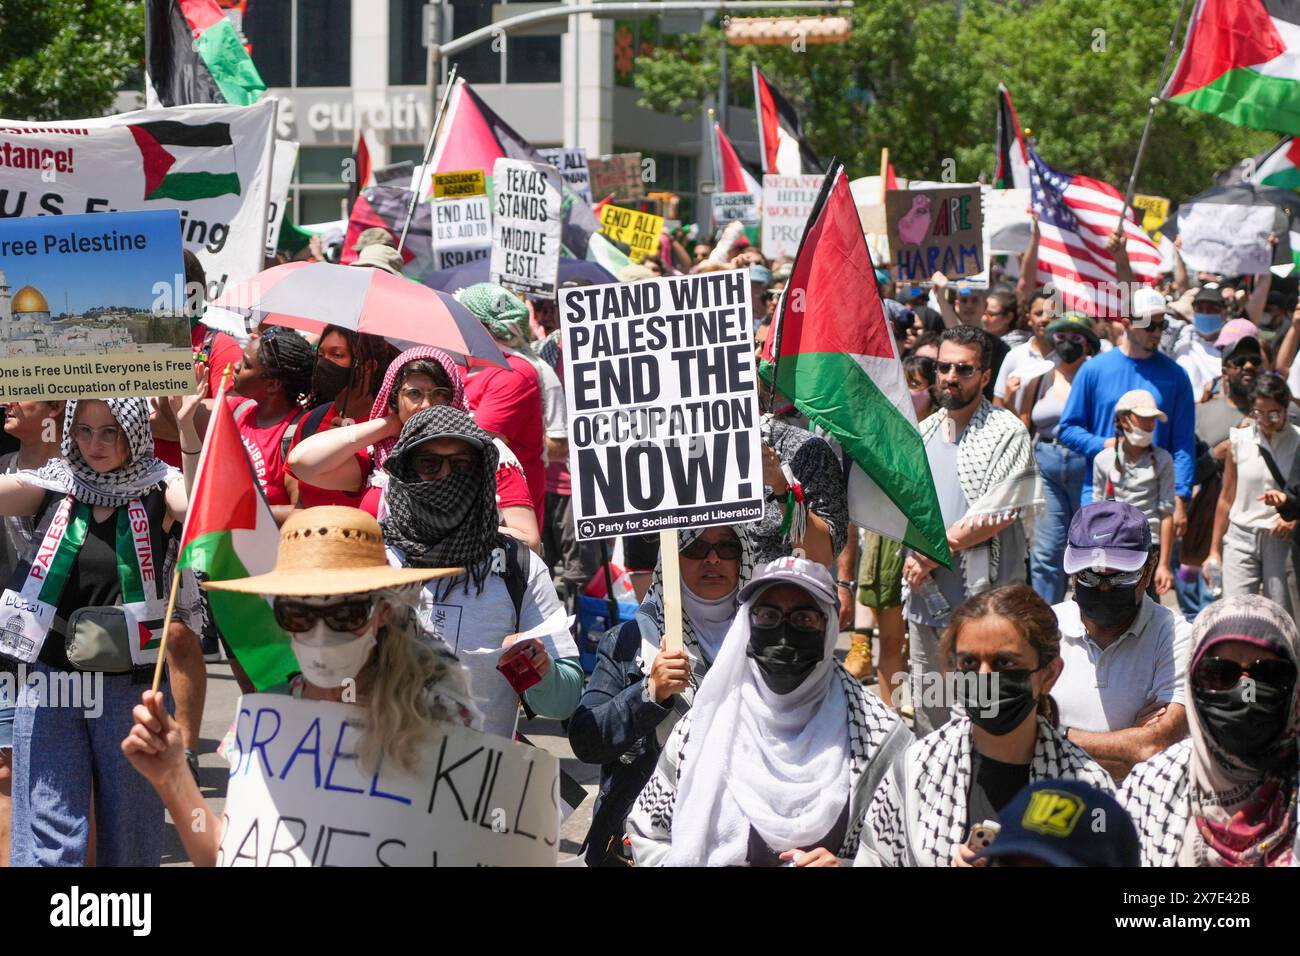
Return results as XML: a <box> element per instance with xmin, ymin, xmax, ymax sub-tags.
<box><xmin>273</xmin><ymin>597</ymin><xmax>373</xmax><ymax>633</ymax></box>
<box><xmin>750</xmin><ymin>605</ymin><xmax>826</xmax><ymax>632</ymax></box>
<box><xmin>1193</xmin><ymin>656</ymin><xmax>1297</xmax><ymax>693</ymax></box>
<box><xmin>1224</xmin><ymin>354</ymin><xmax>1262</xmax><ymax>370</ymax></box>
<box><xmin>680</xmin><ymin>537</ymin><xmax>742</xmax><ymax>561</ymax></box>
<box><xmin>936</xmin><ymin>361</ymin><xmax>982</xmax><ymax>378</ymax></box>
<box><xmin>1253</xmin><ymin>409</ymin><xmax>1286</xmax><ymax>425</ymax></box>
<box><xmin>411</xmin><ymin>450</ymin><xmax>479</xmax><ymax>481</ymax></box>
<box><xmin>1074</xmin><ymin>567</ymin><xmax>1145</xmax><ymax>588</ymax></box>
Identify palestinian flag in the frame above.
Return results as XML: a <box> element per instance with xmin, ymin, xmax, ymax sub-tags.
<box><xmin>179</xmin><ymin>372</ymin><xmax>298</xmax><ymax>691</ymax></box>
<box><xmin>339</xmin><ymin>184</ymin><xmax>433</xmax><ymax>273</ymax></box>
<box><xmin>429</xmin><ymin>77</ymin><xmax>600</xmax><ymax>258</ymax></box>
<box><xmin>713</xmin><ymin>121</ymin><xmax>763</xmax><ymax>195</ymax></box>
<box><xmin>752</xmin><ymin>65</ymin><xmax>821</xmax><ymax>175</ymax></box>
<box><xmin>995</xmin><ymin>83</ymin><xmax>1031</xmax><ymax>190</ymax></box>
<box><xmin>128</xmin><ymin>120</ymin><xmax>241</xmax><ymax>201</ymax></box>
<box><xmin>1219</xmin><ymin>136</ymin><xmax>1300</xmax><ymax>189</ymax></box>
<box><xmin>1164</xmin><ymin>0</ymin><xmax>1300</xmax><ymax>135</ymax></box>
<box><xmin>350</xmin><ymin>131</ymin><xmax>374</xmax><ymax>207</ymax></box>
<box><xmin>760</xmin><ymin>161</ymin><xmax>951</xmax><ymax>567</ymax></box>
<box><xmin>145</xmin><ymin>0</ymin><xmax>266</xmax><ymax>108</ymax></box>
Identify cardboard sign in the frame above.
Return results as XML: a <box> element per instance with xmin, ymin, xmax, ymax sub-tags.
<box><xmin>1132</xmin><ymin>194</ymin><xmax>1170</xmax><ymax>240</ymax></box>
<box><xmin>0</xmin><ymin>210</ymin><xmax>196</xmax><ymax>400</ymax></box>
<box><xmin>886</xmin><ymin>186</ymin><xmax>984</xmax><ymax>283</ymax></box>
<box><xmin>432</xmin><ymin>169</ymin><xmax>486</xmax><ymax>198</ymax></box>
<box><xmin>1177</xmin><ymin>202</ymin><xmax>1274</xmax><ymax>276</ymax></box>
<box><xmin>538</xmin><ymin>147</ymin><xmax>592</xmax><ymax>204</ymax></box>
<box><xmin>560</xmin><ymin>270</ymin><xmax>764</xmax><ymax>540</ymax></box>
<box><xmin>490</xmin><ymin>159</ymin><xmax>562</xmax><ymax>299</ymax></box>
<box><xmin>984</xmin><ymin>187</ymin><xmax>1033</xmax><ymax>256</ymax></box>
<box><xmin>588</xmin><ymin>152</ymin><xmax>644</xmax><ymax>202</ymax></box>
<box><xmin>761</xmin><ymin>174</ymin><xmax>823</xmax><ymax>259</ymax></box>
<box><xmin>264</xmin><ymin>139</ymin><xmax>299</xmax><ymax>258</ymax></box>
<box><xmin>712</xmin><ymin>192</ymin><xmax>760</xmax><ymax>227</ymax></box>
<box><xmin>0</xmin><ymin>100</ymin><xmax>276</xmax><ymax>296</ymax></box>
<box><xmin>432</xmin><ymin>194</ymin><xmax>492</xmax><ymax>271</ymax></box>
<box><xmin>216</xmin><ymin>695</ymin><xmax>560</xmax><ymax>867</ymax></box>
<box><xmin>598</xmin><ymin>204</ymin><xmax>665</xmax><ymax>262</ymax></box>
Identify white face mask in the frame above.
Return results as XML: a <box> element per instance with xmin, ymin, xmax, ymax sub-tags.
<box><xmin>290</xmin><ymin>620</ymin><xmax>377</xmax><ymax>689</ymax></box>
<box><xmin>1125</xmin><ymin>425</ymin><xmax>1155</xmax><ymax>448</ymax></box>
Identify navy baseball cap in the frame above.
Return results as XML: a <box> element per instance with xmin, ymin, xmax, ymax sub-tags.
<box><xmin>974</xmin><ymin>779</ymin><xmax>1140</xmax><ymax>867</ymax></box>
<box><xmin>1063</xmin><ymin>501</ymin><xmax>1152</xmax><ymax>575</ymax></box>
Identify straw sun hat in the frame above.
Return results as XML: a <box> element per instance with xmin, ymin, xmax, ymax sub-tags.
<box><xmin>203</xmin><ymin>506</ymin><xmax>460</xmax><ymax>597</ymax></box>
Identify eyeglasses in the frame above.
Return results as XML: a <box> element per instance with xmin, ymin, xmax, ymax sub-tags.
<box><xmin>680</xmin><ymin>537</ymin><xmax>742</xmax><ymax>561</ymax></box>
<box><xmin>273</xmin><ymin>597</ymin><xmax>373</xmax><ymax>633</ymax></box>
<box><xmin>1074</xmin><ymin>567</ymin><xmax>1146</xmax><ymax>588</ymax></box>
<box><xmin>411</xmin><ymin>450</ymin><xmax>479</xmax><ymax>481</ymax></box>
<box><xmin>398</xmin><ymin>385</ymin><xmax>453</xmax><ymax>406</ymax></box>
<box><xmin>1193</xmin><ymin>656</ymin><xmax>1297</xmax><ymax>693</ymax></box>
<box><xmin>72</xmin><ymin>424</ymin><xmax>122</xmax><ymax>446</ymax></box>
<box><xmin>749</xmin><ymin>605</ymin><xmax>827</xmax><ymax>632</ymax></box>
<box><xmin>936</xmin><ymin>361</ymin><xmax>982</xmax><ymax>378</ymax></box>
<box><xmin>1253</xmin><ymin>409</ymin><xmax>1286</xmax><ymax>425</ymax></box>
<box><xmin>1224</xmin><ymin>354</ymin><xmax>1262</xmax><ymax>370</ymax></box>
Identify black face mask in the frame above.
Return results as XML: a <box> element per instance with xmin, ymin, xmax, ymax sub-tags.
<box><xmin>954</xmin><ymin>669</ymin><xmax>1039</xmax><ymax>736</ymax></box>
<box><xmin>1074</xmin><ymin>581</ymin><xmax>1143</xmax><ymax>632</ymax></box>
<box><xmin>747</xmin><ymin>623</ymin><xmax>824</xmax><ymax>695</ymax></box>
<box><xmin>1053</xmin><ymin>339</ymin><xmax>1084</xmax><ymax>364</ymax></box>
<box><xmin>313</xmin><ymin>357</ymin><xmax>353</xmax><ymax>404</ymax></box>
<box><xmin>1194</xmin><ymin>680</ymin><xmax>1296</xmax><ymax>772</ymax></box>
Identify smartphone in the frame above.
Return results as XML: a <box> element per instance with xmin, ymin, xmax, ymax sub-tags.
<box><xmin>497</xmin><ymin>646</ymin><xmax>543</xmax><ymax>695</ymax></box>
<box><xmin>966</xmin><ymin>821</ymin><xmax>1001</xmax><ymax>852</ymax></box>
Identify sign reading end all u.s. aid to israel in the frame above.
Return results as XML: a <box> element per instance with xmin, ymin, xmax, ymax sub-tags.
<box><xmin>0</xmin><ymin>209</ymin><xmax>196</xmax><ymax>401</ymax></box>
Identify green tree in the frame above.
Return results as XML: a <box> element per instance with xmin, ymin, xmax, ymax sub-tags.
<box><xmin>0</xmin><ymin>0</ymin><xmax>144</xmax><ymax>120</ymax></box>
<box><xmin>633</xmin><ymin>0</ymin><xmax>1275</xmax><ymax>203</ymax></box>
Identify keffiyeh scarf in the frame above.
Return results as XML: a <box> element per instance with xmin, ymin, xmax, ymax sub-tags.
<box><xmin>368</xmin><ymin>346</ymin><xmax>468</xmax><ymax>471</ymax></box>
<box><xmin>455</xmin><ymin>282</ymin><xmax>533</xmax><ymax>351</ymax></box>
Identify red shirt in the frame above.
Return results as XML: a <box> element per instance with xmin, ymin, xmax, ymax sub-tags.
<box><xmin>230</xmin><ymin>395</ymin><xmax>301</xmax><ymax>506</ymax></box>
<box><xmin>288</xmin><ymin>403</ymin><xmax>370</xmax><ymax>509</ymax></box>
<box><xmin>464</xmin><ymin>354</ymin><xmax>546</xmax><ymax>516</ymax></box>
<box><xmin>156</xmin><ymin>325</ymin><xmax>243</xmax><ymax>468</ymax></box>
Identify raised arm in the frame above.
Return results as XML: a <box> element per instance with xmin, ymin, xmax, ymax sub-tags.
<box><xmin>286</xmin><ymin>414</ymin><xmax>398</xmax><ymax>492</ymax></box>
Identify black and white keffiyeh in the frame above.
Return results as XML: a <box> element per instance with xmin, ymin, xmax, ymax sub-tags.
<box><xmin>381</xmin><ymin>406</ymin><xmax>506</xmax><ymax>594</ymax></box>
<box><xmin>858</xmin><ymin>715</ymin><xmax>1113</xmax><ymax>867</ymax></box>
<box><xmin>1119</xmin><ymin>741</ymin><xmax>1194</xmax><ymax>867</ymax></box>
<box><xmin>17</xmin><ymin>398</ymin><xmax>173</xmax><ymax>507</ymax></box>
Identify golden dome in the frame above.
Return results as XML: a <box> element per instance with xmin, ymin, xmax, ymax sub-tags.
<box><xmin>12</xmin><ymin>286</ymin><xmax>50</xmax><ymax>314</ymax></box>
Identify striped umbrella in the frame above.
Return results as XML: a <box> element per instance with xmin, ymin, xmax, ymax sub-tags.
<box><xmin>211</xmin><ymin>261</ymin><xmax>508</xmax><ymax>368</ymax></box>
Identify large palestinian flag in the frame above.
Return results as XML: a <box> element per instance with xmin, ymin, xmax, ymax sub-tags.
<box><xmin>752</xmin><ymin>65</ymin><xmax>821</xmax><ymax>175</ymax></box>
<box><xmin>145</xmin><ymin>0</ymin><xmax>266</xmax><ymax>108</ymax></box>
<box><xmin>1164</xmin><ymin>0</ymin><xmax>1300</xmax><ymax>135</ymax></box>
<box><xmin>760</xmin><ymin>160</ymin><xmax>950</xmax><ymax>567</ymax></box>
<box><xmin>1219</xmin><ymin>136</ymin><xmax>1300</xmax><ymax>189</ymax></box>
<box><xmin>994</xmin><ymin>83</ymin><xmax>1031</xmax><ymax>190</ymax></box>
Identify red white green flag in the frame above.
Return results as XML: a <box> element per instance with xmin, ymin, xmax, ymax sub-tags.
<box><xmin>760</xmin><ymin>161</ymin><xmax>951</xmax><ymax>567</ymax></box>
<box><xmin>145</xmin><ymin>0</ymin><xmax>266</xmax><ymax>108</ymax></box>
<box><xmin>178</xmin><ymin>373</ymin><xmax>297</xmax><ymax>690</ymax></box>
<box><xmin>1164</xmin><ymin>0</ymin><xmax>1300</xmax><ymax>135</ymax></box>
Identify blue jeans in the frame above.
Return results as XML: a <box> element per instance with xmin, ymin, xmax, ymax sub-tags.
<box><xmin>1171</xmin><ymin>539</ymin><xmax>1210</xmax><ymax>622</ymax></box>
<box><xmin>1030</xmin><ymin>439</ymin><xmax>1087</xmax><ymax>606</ymax></box>
<box><xmin>11</xmin><ymin>663</ymin><xmax>170</xmax><ymax>867</ymax></box>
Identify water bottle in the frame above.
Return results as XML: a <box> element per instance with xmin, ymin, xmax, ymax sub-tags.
<box><xmin>1204</xmin><ymin>559</ymin><xmax>1223</xmax><ymax>599</ymax></box>
<box><xmin>916</xmin><ymin>578</ymin><xmax>952</xmax><ymax>619</ymax></box>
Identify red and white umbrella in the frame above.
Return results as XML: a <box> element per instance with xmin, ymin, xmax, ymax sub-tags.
<box><xmin>212</xmin><ymin>261</ymin><xmax>508</xmax><ymax>368</ymax></box>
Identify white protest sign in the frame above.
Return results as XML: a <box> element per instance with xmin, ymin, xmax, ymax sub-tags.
<box><xmin>561</xmin><ymin>271</ymin><xmax>764</xmax><ymax>540</ymax></box>
<box><xmin>538</xmin><ymin>147</ymin><xmax>592</xmax><ymax>204</ymax></box>
<box><xmin>264</xmin><ymin>139</ymin><xmax>299</xmax><ymax>258</ymax></box>
<box><xmin>0</xmin><ymin>100</ymin><xmax>276</xmax><ymax>297</ymax></box>
<box><xmin>712</xmin><ymin>191</ymin><xmax>760</xmax><ymax>227</ymax></box>
<box><xmin>432</xmin><ymin>194</ymin><xmax>492</xmax><ymax>271</ymax></box>
<box><xmin>490</xmin><ymin>158</ymin><xmax>562</xmax><ymax>299</ymax></box>
<box><xmin>761</xmin><ymin>174</ymin><xmax>823</xmax><ymax>259</ymax></box>
<box><xmin>984</xmin><ymin>187</ymin><xmax>1032</xmax><ymax>256</ymax></box>
<box><xmin>1177</xmin><ymin>203</ymin><xmax>1275</xmax><ymax>276</ymax></box>
<box><xmin>216</xmin><ymin>694</ymin><xmax>560</xmax><ymax>867</ymax></box>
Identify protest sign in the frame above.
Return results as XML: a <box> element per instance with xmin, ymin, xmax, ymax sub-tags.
<box><xmin>264</xmin><ymin>139</ymin><xmax>299</xmax><ymax>258</ymax></box>
<box><xmin>984</xmin><ymin>188</ymin><xmax>1033</xmax><ymax>255</ymax></box>
<box><xmin>712</xmin><ymin>192</ymin><xmax>761</xmax><ymax>228</ymax></box>
<box><xmin>432</xmin><ymin>194</ymin><xmax>493</xmax><ymax>271</ymax></box>
<box><xmin>432</xmin><ymin>169</ymin><xmax>486</xmax><ymax>198</ymax></box>
<box><xmin>0</xmin><ymin>210</ymin><xmax>195</xmax><ymax>400</ymax></box>
<box><xmin>599</xmin><ymin>204</ymin><xmax>665</xmax><ymax>262</ymax></box>
<box><xmin>0</xmin><ymin>100</ymin><xmax>276</xmax><ymax>298</ymax></box>
<box><xmin>490</xmin><ymin>158</ymin><xmax>562</xmax><ymax>299</ymax></box>
<box><xmin>1132</xmin><ymin>194</ymin><xmax>1170</xmax><ymax>241</ymax></box>
<box><xmin>589</xmin><ymin>152</ymin><xmax>644</xmax><ymax>201</ymax></box>
<box><xmin>538</xmin><ymin>147</ymin><xmax>592</xmax><ymax>204</ymax></box>
<box><xmin>886</xmin><ymin>186</ymin><xmax>984</xmax><ymax>283</ymax></box>
<box><xmin>561</xmin><ymin>271</ymin><xmax>764</xmax><ymax>540</ymax></box>
<box><xmin>1177</xmin><ymin>202</ymin><xmax>1274</xmax><ymax>276</ymax></box>
<box><xmin>216</xmin><ymin>695</ymin><xmax>560</xmax><ymax>867</ymax></box>
<box><xmin>761</xmin><ymin>174</ymin><xmax>823</xmax><ymax>259</ymax></box>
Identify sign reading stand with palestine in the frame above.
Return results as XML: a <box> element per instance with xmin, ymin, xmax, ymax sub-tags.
<box><xmin>886</xmin><ymin>186</ymin><xmax>984</xmax><ymax>284</ymax></box>
<box><xmin>561</xmin><ymin>271</ymin><xmax>764</xmax><ymax>540</ymax></box>
<box><xmin>0</xmin><ymin>209</ymin><xmax>196</xmax><ymax>400</ymax></box>
<box><xmin>490</xmin><ymin>158</ymin><xmax>562</xmax><ymax>300</ymax></box>
<box><xmin>216</xmin><ymin>695</ymin><xmax>560</xmax><ymax>867</ymax></box>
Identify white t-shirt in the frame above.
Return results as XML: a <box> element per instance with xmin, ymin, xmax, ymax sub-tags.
<box><xmin>1175</xmin><ymin>336</ymin><xmax>1221</xmax><ymax>402</ymax></box>
<box><xmin>387</xmin><ymin>542</ymin><xmax>577</xmax><ymax>740</ymax></box>
<box><xmin>993</xmin><ymin>339</ymin><xmax>1059</xmax><ymax>400</ymax></box>
<box><xmin>1051</xmin><ymin>597</ymin><xmax>1191</xmax><ymax>733</ymax></box>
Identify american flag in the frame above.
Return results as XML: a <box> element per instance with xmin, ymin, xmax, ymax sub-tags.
<box><xmin>1027</xmin><ymin>145</ymin><xmax>1161</xmax><ymax>316</ymax></box>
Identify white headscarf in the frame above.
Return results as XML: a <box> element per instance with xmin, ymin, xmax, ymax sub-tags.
<box><xmin>668</xmin><ymin>558</ymin><xmax>850</xmax><ymax>866</ymax></box>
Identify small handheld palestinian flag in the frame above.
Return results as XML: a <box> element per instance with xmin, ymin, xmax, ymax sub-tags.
<box><xmin>145</xmin><ymin>0</ymin><xmax>266</xmax><ymax>108</ymax></box>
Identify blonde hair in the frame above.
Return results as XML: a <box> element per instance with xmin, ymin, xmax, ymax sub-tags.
<box><xmin>353</xmin><ymin>586</ymin><xmax>474</xmax><ymax>774</ymax></box>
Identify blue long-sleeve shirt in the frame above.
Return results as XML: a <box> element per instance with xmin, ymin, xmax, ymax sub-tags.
<box><xmin>1058</xmin><ymin>348</ymin><xmax>1196</xmax><ymax>502</ymax></box>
